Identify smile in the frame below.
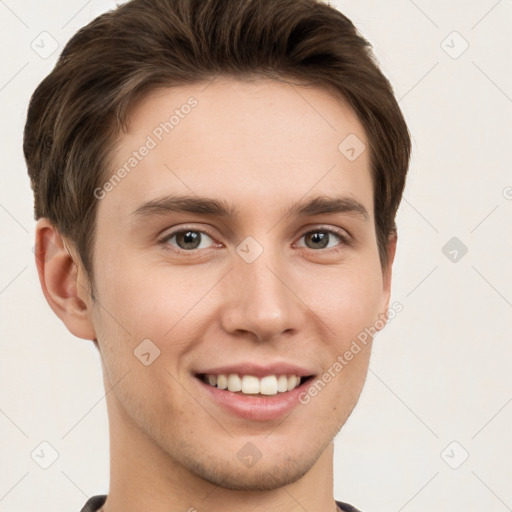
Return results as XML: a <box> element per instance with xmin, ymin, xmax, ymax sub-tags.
<box><xmin>194</xmin><ymin>370</ymin><xmax>315</xmax><ymax>421</ymax></box>
<box><xmin>198</xmin><ymin>373</ymin><xmax>306</xmax><ymax>395</ymax></box>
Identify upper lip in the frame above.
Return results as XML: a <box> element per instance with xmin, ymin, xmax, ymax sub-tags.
<box><xmin>194</xmin><ymin>362</ymin><xmax>315</xmax><ymax>378</ymax></box>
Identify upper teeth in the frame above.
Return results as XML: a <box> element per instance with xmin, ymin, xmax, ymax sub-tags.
<box><xmin>205</xmin><ymin>374</ymin><xmax>302</xmax><ymax>395</ymax></box>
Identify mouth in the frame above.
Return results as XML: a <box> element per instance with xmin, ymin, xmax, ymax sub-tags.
<box><xmin>193</xmin><ymin>370</ymin><xmax>316</xmax><ymax>421</ymax></box>
<box><xmin>196</xmin><ymin>372</ymin><xmax>314</xmax><ymax>396</ymax></box>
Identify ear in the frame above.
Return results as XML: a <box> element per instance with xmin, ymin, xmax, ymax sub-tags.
<box><xmin>34</xmin><ymin>218</ymin><xmax>97</xmax><ymax>341</ymax></box>
<box><xmin>379</xmin><ymin>230</ymin><xmax>398</xmax><ymax>321</ymax></box>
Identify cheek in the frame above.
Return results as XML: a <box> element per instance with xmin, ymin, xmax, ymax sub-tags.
<box><xmin>92</xmin><ymin>261</ymin><xmax>216</xmax><ymax>383</ymax></box>
<box><xmin>307</xmin><ymin>262</ymin><xmax>384</xmax><ymax>337</ymax></box>
<box><xmin>90</xmin><ymin>264</ymin><xmax>198</xmax><ymax>413</ymax></box>
<box><xmin>96</xmin><ymin>259</ymin><xmax>205</xmax><ymax>333</ymax></box>
<box><xmin>302</xmin><ymin>271</ymin><xmax>380</xmax><ymax>419</ymax></box>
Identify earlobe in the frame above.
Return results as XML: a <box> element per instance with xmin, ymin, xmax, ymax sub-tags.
<box><xmin>34</xmin><ymin>219</ymin><xmax>97</xmax><ymax>341</ymax></box>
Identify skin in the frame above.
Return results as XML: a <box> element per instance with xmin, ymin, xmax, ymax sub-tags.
<box><xmin>35</xmin><ymin>77</ymin><xmax>396</xmax><ymax>512</ymax></box>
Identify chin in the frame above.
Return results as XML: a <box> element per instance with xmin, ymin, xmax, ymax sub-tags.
<box><xmin>190</xmin><ymin>456</ymin><xmax>315</xmax><ymax>491</ymax></box>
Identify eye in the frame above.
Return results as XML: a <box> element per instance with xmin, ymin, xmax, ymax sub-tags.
<box><xmin>160</xmin><ymin>229</ymin><xmax>216</xmax><ymax>251</ymax></box>
<box><xmin>296</xmin><ymin>228</ymin><xmax>348</xmax><ymax>251</ymax></box>
<box><xmin>158</xmin><ymin>226</ymin><xmax>350</xmax><ymax>254</ymax></box>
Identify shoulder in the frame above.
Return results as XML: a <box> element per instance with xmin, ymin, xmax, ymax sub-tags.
<box><xmin>82</xmin><ymin>496</ymin><xmax>359</xmax><ymax>512</ymax></box>
<box><xmin>336</xmin><ymin>500</ymin><xmax>363</xmax><ymax>512</ymax></box>
<box><xmin>79</xmin><ymin>495</ymin><xmax>107</xmax><ymax>512</ymax></box>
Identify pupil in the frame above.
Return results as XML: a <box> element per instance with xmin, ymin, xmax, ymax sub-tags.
<box><xmin>308</xmin><ymin>232</ymin><xmax>328</xmax><ymax>249</ymax></box>
<box><xmin>178</xmin><ymin>231</ymin><xmax>200</xmax><ymax>249</ymax></box>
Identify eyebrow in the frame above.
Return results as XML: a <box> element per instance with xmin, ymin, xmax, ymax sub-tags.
<box><xmin>130</xmin><ymin>193</ymin><xmax>369</xmax><ymax>221</ymax></box>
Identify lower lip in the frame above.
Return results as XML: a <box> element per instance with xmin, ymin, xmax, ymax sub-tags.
<box><xmin>195</xmin><ymin>376</ymin><xmax>313</xmax><ymax>421</ymax></box>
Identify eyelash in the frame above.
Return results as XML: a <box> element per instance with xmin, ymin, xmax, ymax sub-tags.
<box><xmin>158</xmin><ymin>225</ymin><xmax>351</xmax><ymax>255</ymax></box>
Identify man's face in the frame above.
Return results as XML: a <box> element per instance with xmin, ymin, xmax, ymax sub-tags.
<box><xmin>87</xmin><ymin>78</ymin><xmax>393</xmax><ymax>490</ymax></box>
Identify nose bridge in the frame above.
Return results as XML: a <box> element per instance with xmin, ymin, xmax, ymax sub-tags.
<box><xmin>220</xmin><ymin>239</ymin><xmax>302</xmax><ymax>340</ymax></box>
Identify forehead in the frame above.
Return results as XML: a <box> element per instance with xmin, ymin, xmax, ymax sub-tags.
<box><xmin>99</xmin><ymin>77</ymin><xmax>373</xmax><ymax>225</ymax></box>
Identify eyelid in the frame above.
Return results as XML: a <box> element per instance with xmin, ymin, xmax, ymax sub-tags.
<box><xmin>158</xmin><ymin>224</ymin><xmax>219</xmax><ymax>249</ymax></box>
<box><xmin>158</xmin><ymin>223</ymin><xmax>352</xmax><ymax>253</ymax></box>
<box><xmin>299</xmin><ymin>224</ymin><xmax>351</xmax><ymax>239</ymax></box>
<box><xmin>294</xmin><ymin>225</ymin><xmax>351</xmax><ymax>249</ymax></box>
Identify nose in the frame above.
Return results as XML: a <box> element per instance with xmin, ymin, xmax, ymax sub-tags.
<box><xmin>219</xmin><ymin>246</ymin><xmax>305</xmax><ymax>343</ymax></box>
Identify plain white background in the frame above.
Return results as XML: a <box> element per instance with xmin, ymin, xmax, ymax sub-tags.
<box><xmin>1</xmin><ymin>1</ymin><xmax>511</xmax><ymax>511</ymax></box>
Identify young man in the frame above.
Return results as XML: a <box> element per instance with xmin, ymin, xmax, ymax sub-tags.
<box><xmin>24</xmin><ymin>0</ymin><xmax>411</xmax><ymax>510</ymax></box>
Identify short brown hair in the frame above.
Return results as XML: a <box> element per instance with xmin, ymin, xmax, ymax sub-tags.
<box><xmin>24</xmin><ymin>0</ymin><xmax>411</xmax><ymax>284</ymax></box>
